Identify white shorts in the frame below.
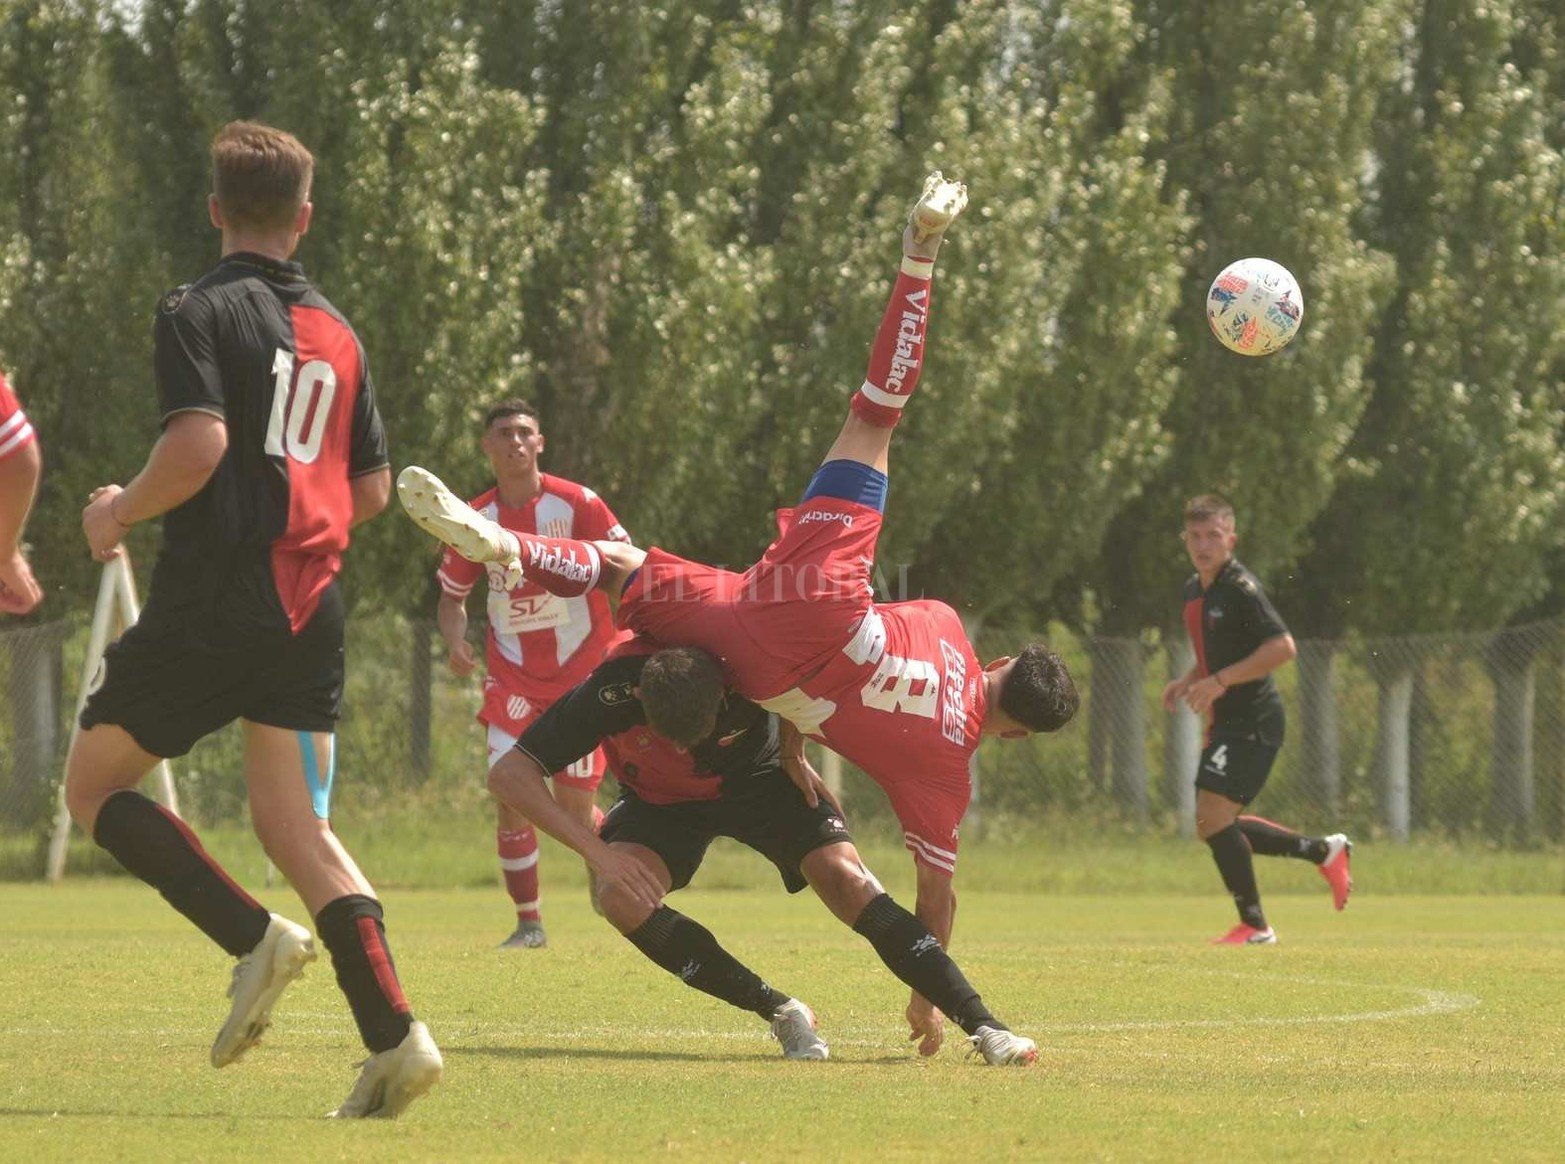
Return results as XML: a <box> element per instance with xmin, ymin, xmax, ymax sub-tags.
<box><xmin>487</xmin><ymin>723</ymin><xmax>603</xmax><ymax>788</ymax></box>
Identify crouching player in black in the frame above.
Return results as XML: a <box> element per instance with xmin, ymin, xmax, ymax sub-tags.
<box><xmin>489</xmin><ymin>638</ymin><xmax>1039</xmax><ymax>1064</ymax></box>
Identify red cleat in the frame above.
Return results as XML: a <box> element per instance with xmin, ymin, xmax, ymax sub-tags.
<box><xmin>1212</xmin><ymin>923</ymin><xmax>1277</xmax><ymax>945</ymax></box>
<box><xmin>1318</xmin><ymin>833</ymin><xmax>1353</xmax><ymax>910</ymax></box>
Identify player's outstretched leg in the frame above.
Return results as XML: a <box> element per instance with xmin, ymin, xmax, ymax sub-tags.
<box><xmin>1238</xmin><ymin>816</ymin><xmax>1354</xmax><ymax>911</ymax></box>
<box><xmin>64</xmin><ymin>726</ymin><xmax>318</xmax><ymax>1068</ymax></box>
<box><xmin>398</xmin><ymin>465</ymin><xmax>644</xmax><ymax>597</ymax></box>
<box><xmin>803</xmin><ymin>844</ymin><xmax>1037</xmax><ymax>1066</ymax></box>
<box><xmin>598</xmin><ymin>842</ymin><xmax>829</xmax><ymax>1060</ymax></box>
<box><xmin>819</xmin><ymin>171</ymin><xmax>967</xmax><ymax>478</ymax></box>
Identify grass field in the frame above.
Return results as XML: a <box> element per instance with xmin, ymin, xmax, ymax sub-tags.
<box><xmin>3</xmin><ymin>872</ymin><xmax>1563</xmax><ymax>1162</ymax></box>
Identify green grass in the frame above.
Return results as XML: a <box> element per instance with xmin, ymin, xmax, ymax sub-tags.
<box><xmin>2</xmin><ymin>881</ymin><xmax>1562</xmax><ymax>1161</ymax></box>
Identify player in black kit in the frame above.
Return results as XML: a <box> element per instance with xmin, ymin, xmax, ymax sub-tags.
<box><xmin>65</xmin><ymin>122</ymin><xmax>439</xmax><ymax>1116</ymax></box>
<box><xmin>487</xmin><ymin>637</ymin><xmax>1041</xmax><ymax>1065</ymax></box>
<box><xmin>1162</xmin><ymin>495</ymin><xmax>1353</xmax><ymax>944</ymax></box>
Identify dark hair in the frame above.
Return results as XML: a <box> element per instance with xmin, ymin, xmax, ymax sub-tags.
<box><xmin>483</xmin><ymin>399</ymin><xmax>540</xmax><ymax>431</ymax></box>
<box><xmin>1184</xmin><ymin>493</ymin><xmax>1236</xmax><ymax>526</ymax></box>
<box><xmin>640</xmin><ymin>648</ymin><xmax>726</xmax><ymax>748</ymax></box>
<box><xmin>998</xmin><ymin>644</ymin><xmax>1078</xmax><ymax>733</ymax></box>
<box><xmin>211</xmin><ymin>121</ymin><xmax>313</xmax><ymax>231</ymax></box>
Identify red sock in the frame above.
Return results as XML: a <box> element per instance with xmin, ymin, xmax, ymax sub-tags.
<box><xmin>498</xmin><ymin>827</ymin><xmax>541</xmax><ymax>922</ymax></box>
<box><xmin>515</xmin><ymin>534</ymin><xmax>601</xmax><ymax>597</ymax></box>
<box><xmin>851</xmin><ymin>255</ymin><xmax>935</xmax><ymax>428</ymax></box>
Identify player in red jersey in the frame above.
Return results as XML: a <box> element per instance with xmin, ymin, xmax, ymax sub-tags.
<box><xmin>65</xmin><ymin>123</ymin><xmax>439</xmax><ymax>1118</ymax></box>
<box><xmin>0</xmin><ymin>369</ymin><xmax>43</xmax><ymax>614</ymax></box>
<box><xmin>434</xmin><ymin>399</ymin><xmax>631</xmax><ymax>948</ymax></box>
<box><xmin>401</xmin><ymin>173</ymin><xmax>1077</xmax><ymax>1061</ymax></box>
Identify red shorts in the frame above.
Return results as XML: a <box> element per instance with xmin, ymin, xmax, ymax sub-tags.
<box><xmin>619</xmin><ymin>498</ymin><xmax>883</xmax><ymax>700</ymax></box>
<box><xmin>482</xmin><ymin>693</ymin><xmax>605</xmax><ymax>791</ymax></box>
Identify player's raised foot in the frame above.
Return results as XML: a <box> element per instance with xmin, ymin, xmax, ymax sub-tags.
<box><xmin>327</xmin><ymin>1021</ymin><xmax>443</xmax><ymax>1119</ymax></box>
<box><xmin>1212</xmin><ymin>923</ymin><xmax>1277</xmax><ymax>946</ymax></box>
<box><xmin>498</xmin><ymin>919</ymin><xmax>547</xmax><ymax>950</ymax></box>
<box><xmin>210</xmin><ymin>913</ymin><xmax>317</xmax><ymax>1068</ymax></box>
<box><xmin>968</xmin><ymin>1026</ymin><xmax>1039</xmax><ymax>1067</ymax></box>
<box><xmin>906</xmin><ymin>170</ymin><xmax>968</xmax><ymax>255</ymax></box>
<box><xmin>397</xmin><ymin>465</ymin><xmax>521</xmax><ymax>564</ymax></box>
<box><xmin>770</xmin><ymin>999</ymin><xmax>829</xmax><ymax>1061</ymax></box>
<box><xmin>1318</xmin><ymin>833</ymin><xmax>1353</xmax><ymax>911</ymax></box>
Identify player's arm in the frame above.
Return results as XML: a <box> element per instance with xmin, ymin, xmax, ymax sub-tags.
<box><xmin>1186</xmin><ymin>583</ymin><xmax>1295</xmax><ymax>713</ymax></box>
<box><xmin>436</xmin><ymin>592</ymin><xmax>476</xmax><ymax>676</ymax></box>
<box><xmin>1161</xmin><ymin>662</ymin><xmax>1200</xmax><ymax>712</ymax></box>
<box><xmin>490</xmin><ymin>669</ymin><xmax>663</xmax><ymax>908</ymax></box>
<box><xmin>906</xmin><ymin>861</ymin><xmax>957</xmax><ymax>1056</ymax></box>
<box><xmin>349</xmin><ymin>466</ymin><xmax>391</xmax><ymax>527</ymax></box>
<box><xmin>0</xmin><ymin>434</ymin><xmax>43</xmax><ymax>613</ymax></box>
<box><xmin>83</xmin><ymin>411</ymin><xmax>227</xmax><ymax>561</ymax></box>
<box><xmin>777</xmin><ymin>719</ymin><xmax>842</xmax><ymax>812</ymax></box>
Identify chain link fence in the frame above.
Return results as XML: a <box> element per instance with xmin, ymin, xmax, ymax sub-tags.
<box><xmin>6</xmin><ymin>611</ymin><xmax>1564</xmax><ymax>876</ymax></box>
<box><xmin>996</xmin><ymin>621</ymin><xmax>1565</xmax><ymax>846</ymax></box>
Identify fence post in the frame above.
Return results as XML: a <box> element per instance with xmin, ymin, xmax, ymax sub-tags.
<box><xmin>1163</xmin><ymin>634</ymin><xmax>1198</xmax><ymax>837</ymax></box>
<box><xmin>1296</xmin><ymin>639</ymin><xmax>1341</xmax><ymax>818</ymax></box>
<box><xmin>409</xmin><ymin>618</ymin><xmax>432</xmax><ymax>783</ymax></box>
<box><xmin>1486</xmin><ymin>632</ymin><xmax>1537</xmax><ymax>841</ymax></box>
<box><xmin>1087</xmin><ymin>638</ymin><xmax>1111</xmax><ymax>793</ymax></box>
<box><xmin>1375</xmin><ymin>663</ymin><xmax>1413</xmax><ymax>841</ymax></box>
<box><xmin>1095</xmin><ymin>636</ymin><xmax>1148</xmax><ymax>822</ymax></box>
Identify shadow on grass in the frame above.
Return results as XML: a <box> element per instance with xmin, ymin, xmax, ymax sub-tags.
<box><xmin>447</xmin><ymin>1044</ymin><xmax>908</xmax><ymax>1066</ymax></box>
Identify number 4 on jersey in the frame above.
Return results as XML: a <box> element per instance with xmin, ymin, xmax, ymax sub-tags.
<box><xmin>266</xmin><ymin>348</ymin><xmax>338</xmax><ymax>464</ymax></box>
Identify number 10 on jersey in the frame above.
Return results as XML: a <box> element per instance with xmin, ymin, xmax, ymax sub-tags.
<box><xmin>266</xmin><ymin>348</ymin><xmax>338</xmax><ymax>464</ymax></box>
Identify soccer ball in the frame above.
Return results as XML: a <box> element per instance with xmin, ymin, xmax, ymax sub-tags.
<box><xmin>1206</xmin><ymin>258</ymin><xmax>1304</xmax><ymax>356</ymax></box>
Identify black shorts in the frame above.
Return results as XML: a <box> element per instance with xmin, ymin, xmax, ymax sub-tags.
<box><xmin>80</xmin><ymin>582</ymin><xmax>345</xmax><ymax>759</ymax></box>
<box><xmin>1194</xmin><ymin>736</ymin><xmax>1280</xmax><ymax>806</ymax></box>
<box><xmin>598</xmin><ymin>769</ymin><xmax>853</xmax><ymax>893</ymax></box>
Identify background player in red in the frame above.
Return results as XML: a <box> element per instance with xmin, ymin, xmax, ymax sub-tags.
<box><xmin>0</xmin><ymin>368</ymin><xmax>43</xmax><ymax>614</ymax></box>
<box><xmin>434</xmin><ymin>399</ymin><xmax>630</xmax><ymax>948</ymax></box>
<box><xmin>399</xmin><ymin>173</ymin><xmax>1077</xmax><ymax>1061</ymax></box>
<box><xmin>484</xmin><ymin>636</ymin><xmax>1044</xmax><ymax>1065</ymax></box>
<box><xmin>1162</xmin><ymin>494</ymin><xmax>1353</xmax><ymax>944</ymax></box>
<box><xmin>64</xmin><ymin>122</ymin><xmax>439</xmax><ymax>1118</ymax></box>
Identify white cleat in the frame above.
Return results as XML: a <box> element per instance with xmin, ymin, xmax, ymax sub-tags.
<box><xmin>211</xmin><ymin>913</ymin><xmax>317</xmax><ymax>1068</ymax></box>
<box><xmin>968</xmin><ymin>1025</ymin><xmax>1039</xmax><ymax>1067</ymax></box>
<box><xmin>770</xmin><ymin>999</ymin><xmax>829</xmax><ymax>1061</ymax></box>
<box><xmin>328</xmin><ymin>1021</ymin><xmax>444</xmax><ymax>1119</ymax></box>
<box><xmin>397</xmin><ymin>465</ymin><xmax>521</xmax><ymax>565</ymax></box>
<box><xmin>908</xmin><ymin>171</ymin><xmax>969</xmax><ymax>246</ymax></box>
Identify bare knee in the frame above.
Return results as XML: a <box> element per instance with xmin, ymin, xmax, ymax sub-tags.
<box><xmin>64</xmin><ymin>729</ymin><xmax>155</xmax><ymax>835</ymax></box>
<box><xmin>599</xmin><ymin>880</ymin><xmax>655</xmax><ymax>935</ymax></box>
<box><xmin>802</xmin><ymin>843</ymin><xmax>882</xmax><ymax>926</ymax></box>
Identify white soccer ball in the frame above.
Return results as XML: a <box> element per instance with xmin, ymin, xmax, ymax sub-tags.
<box><xmin>1206</xmin><ymin>257</ymin><xmax>1304</xmax><ymax>356</ymax></box>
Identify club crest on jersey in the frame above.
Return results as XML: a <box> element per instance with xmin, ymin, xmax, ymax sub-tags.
<box><xmin>159</xmin><ymin>285</ymin><xmax>191</xmax><ymax>314</ymax></box>
<box><xmin>1207</xmin><ymin>607</ymin><xmax>1225</xmax><ymax>627</ymax></box>
<box><xmin>506</xmin><ymin>694</ymin><xmax>532</xmax><ymax>722</ymax></box>
<box><xmin>597</xmin><ymin>682</ymin><xmax>636</xmax><ymax>707</ymax></box>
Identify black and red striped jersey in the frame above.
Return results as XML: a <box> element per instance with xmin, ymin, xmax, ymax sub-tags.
<box><xmin>151</xmin><ymin>252</ymin><xmax>388</xmax><ymax>635</ymax></box>
<box><xmin>1181</xmin><ymin>557</ymin><xmax>1288</xmax><ymax>744</ymax></box>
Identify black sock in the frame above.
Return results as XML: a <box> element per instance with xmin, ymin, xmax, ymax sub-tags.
<box><xmin>852</xmin><ymin>893</ymin><xmax>1000</xmax><ymax>1036</ymax></box>
<box><xmin>1238</xmin><ymin>815</ymin><xmax>1328</xmax><ymax>863</ymax></box>
<box><xmin>315</xmin><ymin>894</ymin><xmax>414</xmax><ymax>1053</ymax></box>
<box><xmin>92</xmin><ymin>789</ymin><xmax>269</xmax><ymax>957</ymax></box>
<box><xmin>1205</xmin><ymin>824</ymin><xmax>1267</xmax><ymax>929</ymax></box>
<box><xmin>625</xmin><ymin>906</ymin><xmax>790</xmax><ymax>1019</ymax></box>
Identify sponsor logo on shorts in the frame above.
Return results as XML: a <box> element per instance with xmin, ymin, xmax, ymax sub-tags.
<box><xmin>798</xmin><ymin>508</ymin><xmax>854</xmax><ymax>529</ymax></box>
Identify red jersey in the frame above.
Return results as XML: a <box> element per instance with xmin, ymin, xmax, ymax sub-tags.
<box><xmin>619</xmin><ymin>497</ymin><xmax>984</xmax><ymax>874</ymax></box>
<box><xmin>437</xmin><ymin>474</ymin><xmax>630</xmax><ymax>733</ymax></box>
<box><xmin>0</xmin><ymin>371</ymin><xmax>38</xmax><ymax>464</ymax></box>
